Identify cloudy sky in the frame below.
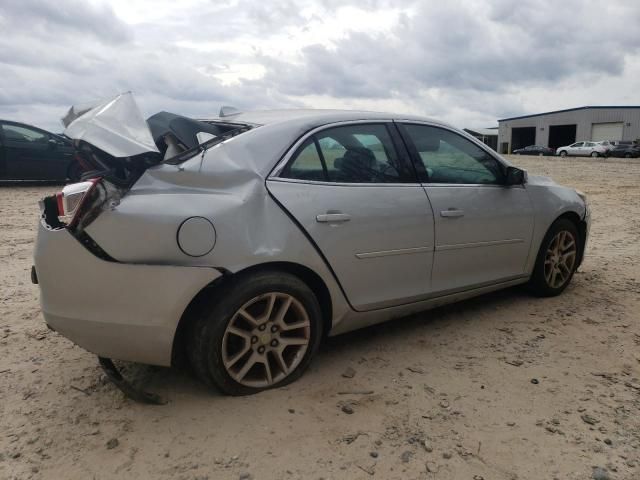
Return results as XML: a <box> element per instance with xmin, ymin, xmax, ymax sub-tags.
<box><xmin>1</xmin><ymin>0</ymin><xmax>639</xmax><ymax>132</ymax></box>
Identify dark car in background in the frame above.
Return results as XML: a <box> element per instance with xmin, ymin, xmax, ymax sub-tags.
<box><xmin>608</xmin><ymin>144</ymin><xmax>640</xmax><ymax>158</ymax></box>
<box><xmin>512</xmin><ymin>145</ymin><xmax>555</xmax><ymax>156</ymax></box>
<box><xmin>0</xmin><ymin>120</ymin><xmax>80</xmax><ymax>182</ymax></box>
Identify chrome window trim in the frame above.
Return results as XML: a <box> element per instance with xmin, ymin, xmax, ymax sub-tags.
<box><xmin>268</xmin><ymin>118</ymin><xmax>522</xmax><ymax>189</ymax></box>
<box><xmin>424</xmin><ymin>183</ymin><xmax>526</xmax><ymax>189</ymax></box>
<box><xmin>267</xmin><ymin>177</ymin><xmax>423</xmax><ymax>187</ymax></box>
<box><xmin>268</xmin><ymin>177</ymin><xmax>525</xmax><ymax>189</ymax></box>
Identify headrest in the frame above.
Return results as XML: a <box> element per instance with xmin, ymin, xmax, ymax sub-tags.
<box><xmin>413</xmin><ymin>136</ymin><xmax>440</xmax><ymax>152</ymax></box>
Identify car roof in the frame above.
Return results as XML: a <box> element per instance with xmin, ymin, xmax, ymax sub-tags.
<box><xmin>193</xmin><ymin>108</ymin><xmax>466</xmax><ymax>178</ymax></box>
<box><xmin>208</xmin><ymin>108</ymin><xmax>451</xmax><ymax>129</ymax></box>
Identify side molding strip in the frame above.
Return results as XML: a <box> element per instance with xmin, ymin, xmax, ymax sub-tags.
<box><xmin>355</xmin><ymin>245</ymin><xmax>432</xmax><ymax>259</ymax></box>
<box><xmin>436</xmin><ymin>238</ymin><xmax>524</xmax><ymax>251</ymax></box>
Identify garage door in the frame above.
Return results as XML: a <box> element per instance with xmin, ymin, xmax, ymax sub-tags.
<box><xmin>591</xmin><ymin>122</ymin><xmax>624</xmax><ymax>141</ymax></box>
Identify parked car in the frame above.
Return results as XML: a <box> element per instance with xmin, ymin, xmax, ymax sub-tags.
<box><xmin>0</xmin><ymin>120</ymin><xmax>81</xmax><ymax>181</ymax></box>
<box><xmin>33</xmin><ymin>93</ymin><xmax>590</xmax><ymax>397</ymax></box>
<box><xmin>512</xmin><ymin>145</ymin><xmax>555</xmax><ymax>156</ymax></box>
<box><xmin>608</xmin><ymin>144</ymin><xmax>640</xmax><ymax>158</ymax></box>
<box><xmin>556</xmin><ymin>141</ymin><xmax>607</xmax><ymax>157</ymax></box>
<box><xmin>594</xmin><ymin>140</ymin><xmax>615</xmax><ymax>154</ymax></box>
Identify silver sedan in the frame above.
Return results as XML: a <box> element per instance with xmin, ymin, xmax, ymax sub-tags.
<box><xmin>34</xmin><ymin>94</ymin><xmax>590</xmax><ymax>396</ymax></box>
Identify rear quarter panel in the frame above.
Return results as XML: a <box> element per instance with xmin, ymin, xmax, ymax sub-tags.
<box><xmin>84</xmin><ymin>152</ymin><xmax>352</xmax><ymax>331</ymax></box>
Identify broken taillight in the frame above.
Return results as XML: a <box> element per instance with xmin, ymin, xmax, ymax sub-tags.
<box><xmin>56</xmin><ymin>178</ymin><xmax>101</xmax><ymax>228</ymax></box>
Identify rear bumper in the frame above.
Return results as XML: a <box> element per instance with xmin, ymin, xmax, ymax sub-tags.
<box><xmin>33</xmin><ymin>221</ymin><xmax>221</xmax><ymax>366</ymax></box>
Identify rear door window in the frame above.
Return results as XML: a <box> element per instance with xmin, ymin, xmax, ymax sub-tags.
<box><xmin>2</xmin><ymin>124</ymin><xmax>48</xmax><ymax>143</ymax></box>
<box><xmin>281</xmin><ymin>138</ymin><xmax>326</xmax><ymax>181</ymax></box>
<box><xmin>282</xmin><ymin>123</ymin><xmax>415</xmax><ymax>183</ymax></box>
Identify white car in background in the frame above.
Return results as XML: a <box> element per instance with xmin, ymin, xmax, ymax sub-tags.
<box><xmin>556</xmin><ymin>141</ymin><xmax>607</xmax><ymax>157</ymax></box>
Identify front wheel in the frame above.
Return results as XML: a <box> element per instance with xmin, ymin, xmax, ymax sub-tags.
<box><xmin>528</xmin><ymin>219</ymin><xmax>581</xmax><ymax>297</ymax></box>
<box><xmin>625</xmin><ymin>153</ymin><xmax>631</xmax><ymax>158</ymax></box>
<box><xmin>538</xmin><ymin>152</ymin><xmax>544</xmax><ymax>156</ymax></box>
<box><xmin>188</xmin><ymin>271</ymin><xmax>323</xmax><ymax>395</ymax></box>
<box><xmin>559</xmin><ymin>151</ymin><xmax>567</xmax><ymax>157</ymax></box>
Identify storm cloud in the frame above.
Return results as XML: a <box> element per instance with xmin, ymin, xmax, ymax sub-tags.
<box><xmin>0</xmin><ymin>0</ymin><xmax>638</xmax><ymax>131</ymax></box>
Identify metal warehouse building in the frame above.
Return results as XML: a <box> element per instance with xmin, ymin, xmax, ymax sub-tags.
<box><xmin>497</xmin><ymin>106</ymin><xmax>640</xmax><ymax>154</ymax></box>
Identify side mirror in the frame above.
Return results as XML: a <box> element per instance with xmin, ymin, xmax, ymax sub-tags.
<box><xmin>505</xmin><ymin>166</ymin><xmax>526</xmax><ymax>186</ymax></box>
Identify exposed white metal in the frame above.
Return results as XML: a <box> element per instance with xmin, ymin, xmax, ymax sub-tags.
<box><xmin>63</xmin><ymin>92</ymin><xmax>160</xmax><ymax>157</ymax></box>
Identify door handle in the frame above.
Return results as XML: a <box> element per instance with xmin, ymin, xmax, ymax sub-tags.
<box><xmin>316</xmin><ymin>213</ymin><xmax>351</xmax><ymax>223</ymax></box>
<box><xmin>440</xmin><ymin>209</ymin><xmax>464</xmax><ymax>218</ymax></box>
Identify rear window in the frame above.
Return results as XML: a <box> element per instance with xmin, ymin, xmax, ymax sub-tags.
<box><xmin>163</xmin><ymin>122</ymin><xmax>253</xmax><ymax>165</ymax></box>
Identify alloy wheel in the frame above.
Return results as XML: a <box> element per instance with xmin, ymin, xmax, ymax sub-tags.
<box><xmin>544</xmin><ymin>230</ymin><xmax>577</xmax><ymax>289</ymax></box>
<box><xmin>221</xmin><ymin>292</ymin><xmax>311</xmax><ymax>388</ymax></box>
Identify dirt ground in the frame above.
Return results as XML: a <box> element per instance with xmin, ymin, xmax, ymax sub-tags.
<box><xmin>1</xmin><ymin>155</ymin><xmax>639</xmax><ymax>480</ymax></box>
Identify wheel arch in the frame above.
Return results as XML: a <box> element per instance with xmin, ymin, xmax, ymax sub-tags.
<box><xmin>553</xmin><ymin>210</ymin><xmax>587</xmax><ymax>266</ymax></box>
<box><xmin>171</xmin><ymin>261</ymin><xmax>333</xmax><ymax>367</ymax></box>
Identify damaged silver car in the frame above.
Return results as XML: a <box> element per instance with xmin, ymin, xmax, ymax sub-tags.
<box><xmin>33</xmin><ymin>93</ymin><xmax>590</xmax><ymax>396</ymax></box>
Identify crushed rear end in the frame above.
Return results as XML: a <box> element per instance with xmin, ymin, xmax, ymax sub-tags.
<box><xmin>31</xmin><ymin>93</ymin><xmax>248</xmax><ymax>366</ymax></box>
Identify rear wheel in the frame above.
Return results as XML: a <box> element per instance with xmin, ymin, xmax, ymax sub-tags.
<box><xmin>625</xmin><ymin>153</ymin><xmax>631</xmax><ymax>158</ymax></box>
<box><xmin>590</xmin><ymin>151</ymin><xmax>599</xmax><ymax>158</ymax></box>
<box><xmin>559</xmin><ymin>150</ymin><xmax>567</xmax><ymax>157</ymax></box>
<box><xmin>528</xmin><ymin>218</ymin><xmax>580</xmax><ymax>297</ymax></box>
<box><xmin>188</xmin><ymin>271</ymin><xmax>323</xmax><ymax>395</ymax></box>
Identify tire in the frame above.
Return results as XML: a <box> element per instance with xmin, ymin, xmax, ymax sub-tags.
<box><xmin>625</xmin><ymin>153</ymin><xmax>631</xmax><ymax>158</ymax></box>
<box><xmin>187</xmin><ymin>270</ymin><xmax>323</xmax><ymax>395</ymax></box>
<box><xmin>559</xmin><ymin>151</ymin><xmax>567</xmax><ymax>157</ymax></box>
<box><xmin>538</xmin><ymin>152</ymin><xmax>544</xmax><ymax>156</ymax></box>
<box><xmin>528</xmin><ymin>218</ymin><xmax>581</xmax><ymax>297</ymax></box>
<box><xmin>590</xmin><ymin>151</ymin><xmax>599</xmax><ymax>158</ymax></box>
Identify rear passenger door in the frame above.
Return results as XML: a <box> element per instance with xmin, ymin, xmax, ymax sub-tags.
<box><xmin>267</xmin><ymin>122</ymin><xmax>436</xmax><ymax>311</ymax></box>
<box><xmin>398</xmin><ymin>122</ymin><xmax>534</xmax><ymax>293</ymax></box>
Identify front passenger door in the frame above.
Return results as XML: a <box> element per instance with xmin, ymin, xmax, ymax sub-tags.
<box><xmin>398</xmin><ymin>123</ymin><xmax>535</xmax><ymax>294</ymax></box>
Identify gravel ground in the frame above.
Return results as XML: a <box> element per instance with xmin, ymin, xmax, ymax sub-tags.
<box><xmin>1</xmin><ymin>155</ymin><xmax>639</xmax><ymax>480</ymax></box>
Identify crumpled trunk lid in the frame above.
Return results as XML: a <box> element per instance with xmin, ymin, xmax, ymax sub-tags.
<box><xmin>63</xmin><ymin>92</ymin><xmax>160</xmax><ymax>158</ymax></box>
